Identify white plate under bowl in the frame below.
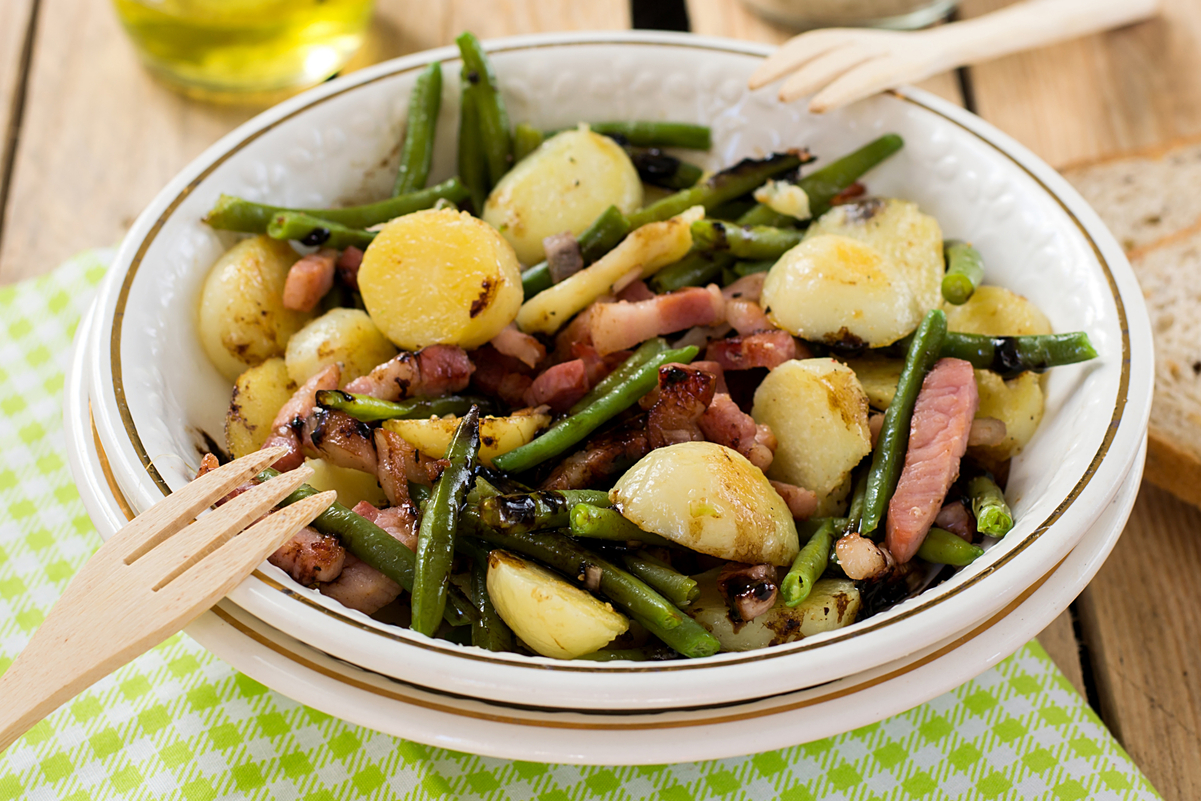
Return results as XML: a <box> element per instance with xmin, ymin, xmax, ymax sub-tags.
<box><xmin>66</xmin><ymin>321</ymin><xmax>1146</xmax><ymax>762</ymax></box>
<box><xmin>85</xmin><ymin>32</ymin><xmax>1153</xmax><ymax>711</ymax></box>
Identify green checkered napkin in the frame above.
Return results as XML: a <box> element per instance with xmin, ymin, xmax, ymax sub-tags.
<box><xmin>0</xmin><ymin>252</ymin><xmax>1160</xmax><ymax>800</ymax></box>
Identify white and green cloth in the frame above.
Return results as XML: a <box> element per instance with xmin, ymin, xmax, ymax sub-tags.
<box><xmin>0</xmin><ymin>252</ymin><xmax>1161</xmax><ymax>800</ymax></box>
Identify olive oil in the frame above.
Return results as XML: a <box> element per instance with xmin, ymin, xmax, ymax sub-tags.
<box><xmin>113</xmin><ymin>0</ymin><xmax>375</xmax><ymax>100</ymax></box>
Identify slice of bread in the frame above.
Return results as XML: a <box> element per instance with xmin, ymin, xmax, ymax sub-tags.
<box><xmin>1063</xmin><ymin>139</ymin><xmax>1201</xmax><ymax>508</ymax></box>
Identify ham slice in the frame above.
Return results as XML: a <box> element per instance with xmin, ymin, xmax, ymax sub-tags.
<box><xmin>524</xmin><ymin>359</ymin><xmax>590</xmax><ymax>412</ymax></box>
<box><xmin>344</xmin><ymin>344</ymin><xmax>473</xmax><ymax>401</ymax></box>
<box><xmin>318</xmin><ymin>555</ymin><xmax>402</xmax><ymax>615</ymax></box>
<box><xmin>590</xmin><ymin>286</ymin><xmax>725</xmax><ymax>355</ymax></box>
<box><xmin>705</xmin><ymin>330</ymin><xmax>800</xmax><ymax>371</ymax></box>
<box><xmin>283</xmin><ymin>249</ymin><xmax>337</xmax><ymax>312</ymax></box>
<box><xmin>886</xmin><ymin>358</ymin><xmax>980</xmax><ymax>563</ymax></box>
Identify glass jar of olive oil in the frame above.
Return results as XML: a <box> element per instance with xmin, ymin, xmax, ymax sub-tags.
<box><xmin>112</xmin><ymin>0</ymin><xmax>375</xmax><ymax>101</ymax></box>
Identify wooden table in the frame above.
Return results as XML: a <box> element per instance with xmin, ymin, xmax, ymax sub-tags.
<box><xmin>1</xmin><ymin>1</ymin><xmax>1197</xmax><ymax>796</ymax></box>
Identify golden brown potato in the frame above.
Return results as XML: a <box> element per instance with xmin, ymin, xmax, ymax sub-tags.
<box><xmin>381</xmin><ymin>409</ymin><xmax>551</xmax><ymax>467</ymax></box>
<box><xmin>971</xmin><ymin>370</ymin><xmax>1044</xmax><ymax>466</ymax></box>
<box><xmin>284</xmin><ymin>308</ymin><xmax>397</xmax><ymax>386</ymax></box>
<box><xmin>304</xmin><ymin>458</ymin><xmax>388</xmax><ymax>509</ymax></box>
<box><xmin>841</xmin><ymin>352</ymin><xmax>904</xmax><ymax>410</ymax></box>
<box><xmin>945</xmin><ymin>285</ymin><xmax>1053</xmax><ymax>337</ymax></box>
<box><xmin>225</xmin><ymin>357</ymin><xmax>295</xmax><ymax>458</ymax></box>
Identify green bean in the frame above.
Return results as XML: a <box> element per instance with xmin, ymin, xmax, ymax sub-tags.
<box><xmin>626</xmin><ymin>146</ymin><xmax>704</xmax><ymax>189</ymax></box>
<box><xmin>736</xmin><ymin>203</ymin><xmax>796</xmax><ymax>228</ymax></box>
<box><xmin>513</xmin><ymin>123</ymin><xmax>544</xmax><ymax>162</ymax></box>
<box><xmin>257</xmin><ymin>468</ymin><xmax>474</xmax><ymax>626</ymax></box>
<box><xmin>846</xmin><ymin>469</ymin><xmax>870</xmax><ymax>532</ymax></box>
<box><xmin>781</xmin><ymin>518</ymin><xmax>839</xmax><ymax>607</ymax></box>
<box><xmin>649</xmin><ymin>251</ymin><xmax>733</xmax><ymax>293</ymax></box>
<box><xmin>690</xmin><ymin>220</ymin><xmax>804</xmax><ymax>259</ymax></box>
<box><xmin>477</xmin><ymin>490</ymin><xmax>611</xmax><ymax>534</ymax></box>
<box><xmin>622</xmin><ymin>551</ymin><xmax>699</xmax><ymax>608</ymax></box>
<box><xmin>801</xmin><ymin>133</ymin><xmax>904</xmax><ymax>219</ymax></box>
<box><xmin>935</xmin><ymin>331</ymin><xmax>1098</xmax><ymax>380</ymax></box>
<box><xmin>626</xmin><ymin>153</ymin><xmax>803</xmax><ymax>229</ymax></box>
<box><xmin>409</xmin><ymin>482</ymin><xmax>431</xmax><ymax>507</ymax></box>
<box><xmin>968</xmin><ymin>474</ymin><xmax>1013</xmax><ymax>538</ymax></box>
<box><xmin>203</xmin><ymin>177</ymin><xmax>470</xmax><ymax>234</ymax></box>
<box><xmin>492</xmin><ymin>346</ymin><xmax>698</xmax><ymax>473</ymax></box>
<box><xmin>393</xmin><ymin>61</ymin><xmax>443</xmax><ymax>196</ymax></box>
<box><xmin>463</xmin><ymin>526</ymin><xmax>720</xmax><ymax>658</ymax></box>
<box><xmin>266</xmin><ymin>212</ymin><xmax>375</xmax><ymax>250</ymax></box>
<box><xmin>411</xmin><ymin>407</ymin><xmax>480</xmax><ymax>636</ymax></box>
<box><xmin>942</xmin><ymin>240</ymin><xmax>985</xmax><ymax>305</ymax></box>
<box><xmin>457</xmin><ymin>80</ymin><xmax>489</xmax><ymax>213</ymax></box>
<box><xmin>568</xmin><ymin>504</ymin><xmax>674</xmax><ymax>548</ymax></box>
<box><xmin>315</xmin><ymin>390</ymin><xmax>495</xmax><ymax>423</ymax></box>
<box><xmin>553</xmin><ymin>121</ymin><xmax>711</xmax><ymax>150</ymax></box>
<box><xmin>731</xmin><ymin>258</ymin><xmax>777</xmax><ymax>279</ymax></box>
<box><xmin>568</xmin><ymin>338</ymin><xmax>669</xmax><ymax>414</ymax></box>
<box><xmin>916</xmin><ymin>527</ymin><xmax>984</xmax><ymax>566</ymax></box>
<box><xmin>457</xmin><ymin>32</ymin><xmax>512</xmax><ymax>187</ymax></box>
<box><xmin>707</xmin><ymin>198</ymin><xmax>759</xmax><ymax>222</ymax></box>
<box><xmin>458</xmin><ymin>538</ymin><xmax>514</xmax><ymax>652</ymax></box>
<box><xmin>521</xmin><ymin>205</ymin><xmax>632</xmax><ymax>299</ymax></box>
<box><xmin>860</xmin><ymin>309</ymin><xmax>947</xmax><ymax>538</ymax></box>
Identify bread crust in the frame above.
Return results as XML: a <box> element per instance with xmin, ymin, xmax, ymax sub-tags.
<box><xmin>1146</xmin><ymin>427</ymin><xmax>1201</xmax><ymax>508</ymax></box>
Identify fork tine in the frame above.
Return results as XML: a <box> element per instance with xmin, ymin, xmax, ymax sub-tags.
<box><xmin>134</xmin><ymin>464</ymin><xmax>314</xmax><ymax>591</ymax></box>
<box><xmin>748</xmin><ymin>30</ymin><xmax>862</xmax><ymax>89</ymax></box>
<box><xmin>809</xmin><ymin>56</ymin><xmax>916</xmax><ymax>114</ymax></box>
<box><xmin>152</xmin><ymin>491</ymin><xmax>336</xmax><ymax>621</ymax></box>
<box><xmin>107</xmin><ymin>447</ymin><xmax>288</xmax><ymax>563</ymax></box>
<box><xmin>779</xmin><ymin>44</ymin><xmax>884</xmax><ymax>103</ymax></box>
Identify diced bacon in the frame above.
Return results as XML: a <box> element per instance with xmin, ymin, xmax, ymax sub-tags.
<box><xmin>524</xmin><ymin>359</ymin><xmax>590</xmax><ymax>412</ymax></box>
<box><xmin>869</xmin><ymin>412</ymin><xmax>885</xmax><ymax>448</ymax></box>
<box><xmin>699</xmin><ymin>393</ymin><xmax>775</xmax><ymax>471</ymax></box>
<box><xmin>344</xmin><ymin>345</ymin><xmax>473</xmax><ymax>401</ymax></box>
<box><xmin>269</xmin><ymin>526</ymin><xmax>346</xmax><ymax>585</ymax></box>
<box><xmin>835</xmin><ymin>532</ymin><xmax>889</xmax><ymax>580</ymax></box>
<box><xmin>490</xmin><ymin>324</ymin><xmax>546</xmax><ymax>368</ymax></box>
<box><xmin>336</xmin><ymin>246</ymin><xmax>363</xmax><ymax>291</ymax></box>
<box><xmin>590</xmin><ymin>286</ymin><xmax>725</xmax><ymax>355</ymax></box>
<box><xmin>469</xmin><ymin>345</ymin><xmax>534</xmax><ymax>408</ymax></box>
<box><xmin>721</xmin><ymin>272</ymin><xmax>766</xmax><ymax>303</ymax></box>
<box><xmin>769</xmin><ymin>480</ymin><xmax>819</xmax><ymax>520</ymax></box>
<box><xmin>886</xmin><ymin>358</ymin><xmax>979</xmax><ymax>564</ymax></box>
<box><xmin>283</xmin><ymin>249</ymin><xmax>337</xmax><ymax>312</ymax></box>
<box><xmin>318</xmin><ymin>555</ymin><xmax>401</xmax><ymax>615</ymax></box>
<box><xmin>672</xmin><ymin>322</ymin><xmax>733</xmax><ymax>351</ymax></box>
<box><xmin>690</xmin><ymin>360</ymin><xmax>728</xmax><ymax>394</ymax></box>
<box><xmin>544</xmin><ymin>231</ymin><xmax>584</xmax><ymax>284</ymax></box>
<box><xmin>616</xmin><ymin>280</ymin><xmax>655</xmax><ymax>303</ymax></box>
<box><xmin>300</xmin><ymin>408</ymin><xmax>377</xmax><ymax>474</ymax></box>
<box><xmin>374</xmin><ymin>428</ymin><xmax>417</xmax><ymax>506</ymax></box>
<box><xmin>967</xmin><ymin>417</ymin><xmax>1007</xmax><ymax>447</ymax></box>
<box><xmin>935</xmin><ymin>499</ymin><xmax>977</xmax><ymax>542</ymax></box>
<box><xmin>571</xmin><ymin>342</ymin><xmax>626</xmax><ymax>385</ymax></box>
<box><xmin>542</xmin><ymin>419</ymin><xmax>650</xmax><ymax>490</ymax></box>
<box><xmin>352</xmin><ymin>501</ymin><xmax>418</xmax><ymax>552</ymax></box>
<box><xmin>725</xmin><ymin>298</ymin><xmax>776</xmax><ymax>335</ymax></box>
<box><xmin>646</xmin><ymin>365</ymin><xmax>716</xmax><ymax>449</ymax></box>
<box><xmin>262</xmin><ymin>364</ymin><xmax>341</xmax><ymax>471</ymax></box>
<box><xmin>705</xmin><ymin>330</ymin><xmax>799</xmax><ymax>371</ymax></box>
<box><xmin>551</xmin><ymin>302</ymin><xmax>602</xmax><ymax>363</ymax></box>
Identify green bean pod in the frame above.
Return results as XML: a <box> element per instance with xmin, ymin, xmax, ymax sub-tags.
<box><xmin>781</xmin><ymin>518</ymin><xmax>839</xmax><ymax>607</ymax></box>
<box><xmin>690</xmin><ymin>220</ymin><xmax>804</xmax><ymax>259</ymax></box>
<box><xmin>800</xmin><ymin>133</ymin><xmax>904</xmax><ymax>219</ymax></box>
<box><xmin>968</xmin><ymin>474</ymin><xmax>1014</xmax><ymax>538</ymax></box>
<box><xmin>411</xmin><ymin>407</ymin><xmax>481</xmax><ymax>636</ymax></box>
<box><xmin>266</xmin><ymin>212</ymin><xmax>376</xmax><ymax>250</ymax></box>
<box><xmin>572</xmin><ymin>121</ymin><xmax>712</xmax><ymax>150</ymax></box>
<box><xmin>568</xmin><ymin>338</ymin><xmax>670</xmax><ymax>414</ymax></box>
<box><xmin>458</xmin><ymin>538</ymin><xmax>514</xmax><ymax>652</ymax></box>
<box><xmin>936</xmin><ymin>331</ymin><xmax>1098</xmax><ymax>380</ymax></box>
<box><xmin>731</xmin><ymin>258</ymin><xmax>777</xmax><ymax>279</ymax></box>
<box><xmin>736</xmin><ymin>202</ymin><xmax>797</xmax><ymax>228</ymax></box>
<box><xmin>203</xmin><ymin>177</ymin><xmax>469</xmax><ymax>234</ymax></box>
<box><xmin>491</xmin><ymin>346</ymin><xmax>698</xmax><ymax>473</ymax></box>
<box><xmin>568</xmin><ymin>504</ymin><xmax>674</xmax><ymax>548</ymax></box>
<box><xmin>846</xmin><ymin>469</ymin><xmax>870</xmax><ymax>532</ymax></box>
<box><xmin>942</xmin><ymin>240</ymin><xmax>985</xmax><ymax>305</ymax></box>
<box><xmin>860</xmin><ymin>309</ymin><xmax>947</xmax><ymax>538</ymax></box>
<box><xmin>456</xmin><ymin>32</ymin><xmax>512</xmax><ymax>187</ymax></box>
<box><xmin>649</xmin><ymin>251</ymin><xmax>733</xmax><ymax>294</ymax></box>
<box><xmin>315</xmin><ymin>390</ymin><xmax>496</xmax><ymax>423</ymax></box>
<box><xmin>393</xmin><ymin>61</ymin><xmax>443</xmax><ymax>196</ymax></box>
<box><xmin>621</xmin><ymin>551</ymin><xmax>699</xmax><ymax>608</ymax></box>
<box><xmin>457</xmin><ymin>81</ymin><xmax>489</xmax><ymax>214</ymax></box>
<box><xmin>521</xmin><ymin>205</ymin><xmax>632</xmax><ymax>299</ymax></box>
<box><xmin>916</xmin><ymin>527</ymin><xmax>984</xmax><ymax>566</ymax></box>
<box><xmin>513</xmin><ymin>123</ymin><xmax>544</xmax><ymax>162</ymax></box>
<box><xmin>476</xmin><ymin>489</ymin><xmax>612</xmax><ymax>534</ymax></box>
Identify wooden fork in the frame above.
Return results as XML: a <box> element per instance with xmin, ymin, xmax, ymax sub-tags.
<box><xmin>0</xmin><ymin>447</ymin><xmax>334</xmax><ymax>753</ymax></box>
<box><xmin>749</xmin><ymin>0</ymin><xmax>1159</xmax><ymax>113</ymax></box>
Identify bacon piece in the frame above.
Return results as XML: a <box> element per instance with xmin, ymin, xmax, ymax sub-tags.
<box><xmin>724</xmin><ymin>298</ymin><xmax>776</xmax><ymax>336</ymax></box>
<box><xmin>490</xmin><ymin>324</ymin><xmax>546</xmax><ymax>369</ymax></box>
<box><xmin>344</xmin><ymin>344</ymin><xmax>473</xmax><ymax>401</ymax></box>
<box><xmin>300</xmin><ymin>408</ymin><xmax>378</xmax><ymax>474</ymax></box>
<box><xmin>935</xmin><ymin>499</ymin><xmax>977</xmax><ymax>542</ymax></box>
<box><xmin>616</xmin><ymin>280</ymin><xmax>655</xmax><ymax>303</ymax></box>
<box><xmin>886</xmin><ymin>358</ymin><xmax>980</xmax><ymax>564</ymax></box>
<box><xmin>869</xmin><ymin>412</ymin><xmax>885</xmax><ymax>448</ymax></box>
<box><xmin>269</xmin><ymin>526</ymin><xmax>346</xmax><ymax>585</ymax></box>
<box><xmin>690</xmin><ymin>360</ymin><xmax>728</xmax><ymax>394</ymax></box>
<box><xmin>544</xmin><ymin>231</ymin><xmax>584</xmax><ymax>284</ymax></box>
<box><xmin>551</xmin><ymin>302</ymin><xmax>601</xmax><ymax>363</ymax></box>
<box><xmin>524</xmin><ymin>359</ymin><xmax>590</xmax><ymax>412</ymax></box>
<box><xmin>470</xmin><ymin>345</ymin><xmax>534</xmax><ymax>408</ymax></box>
<box><xmin>197</xmin><ymin>452</ymin><xmax>220</xmax><ymax>476</ymax></box>
<box><xmin>721</xmin><ymin>272</ymin><xmax>766</xmax><ymax>304</ymax></box>
<box><xmin>646</xmin><ymin>365</ymin><xmax>716</xmax><ymax>449</ymax></box>
<box><xmin>830</xmin><ymin>182</ymin><xmax>866</xmax><ymax>206</ymax></box>
<box><xmin>336</xmin><ymin>246</ymin><xmax>364</xmax><ymax>291</ymax></box>
<box><xmin>352</xmin><ymin>501</ymin><xmax>419</xmax><ymax>552</ymax></box>
<box><xmin>542</xmin><ymin>420</ymin><xmax>650</xmax><ymax>490</ymax></box>
<box><xmin>967</xmin><ymin>417</ymin><xmax>1007</xmax><ymax>447</ymax></box>
<box><xmin>283</xmin><ymin>248</ymin><xmax>337</xmax><ymax>312</ymax></box>
<box><xmin>590</xmin><ymin>286</ymin><xmax>725</xmax><ymax>355</ymax></box>
<box><xmin>835</xmin><ymin>532</ymin><xmax>888</xmax><ymax>580</ymax></box>
<box><xmin>318</xmin><ymin>555</ymin><xmax>402</xmax><ymax>615</ymax></box>
<box><xmin>705</xmin><ymin>330</ymin><xmax>799</xmax><ymax>371</ymax></box>
<box><xmin>769</xmin><ymin>480</ymin><xmax>818</xmax><ymax>521</ymax></box>
<box><xmin>717</xmin><ymin>563</ymin><xmax>778</xmax><ymax>622</ymax></box>
<box><xmin>699</xmin><ymin>393</ymin><xmax>775</xmax><ymax>471</ymax></box>
<box><xmin>262</xmin><ymin>364</ymin><xmax>341</xmax><ymax>471</ymax></box>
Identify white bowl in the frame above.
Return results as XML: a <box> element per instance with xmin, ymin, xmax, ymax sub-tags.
<box><xmin>84</xmin><ymin>32</ymin><xmax>1153</xmax><ymax>712</ymax></box>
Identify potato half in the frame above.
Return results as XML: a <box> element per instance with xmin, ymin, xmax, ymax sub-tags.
<box><xmin>304</xmin><ymin>458</ymin><xmax>387</xmax><ymax>509</ymax></box>
<box><xmin>971</xmin><ymin>369</ymin><xmax>1044</xmax><ymax>465</ymax></box>
<box><xmin>487</xmin><ymin>551</ymin><xmax>628</xmax><ymax>659</ymax></box>
<box><xmin>610</xmin><ymin>442</ymin><xmax>799</xmax><ymax>566</ymax></box>
<box><xmin>198</xmin><ymin>235</ymin><xmax>311</xmax><ymax>381</ymax></box>
<box><xmin>841</xmin><ymin>352</ymin><xmax>904</xmax><ymax>410</ymax></box>
<box><xmin>284</xmin><ymin>308</ymin><xmax>397</xmax><ymax>386</ymax></box>
<box><xmin>358</xmin><ymin>208</ymin><xmax>523</xmax><ymax>350</ymax></box>
<box><xmin>752</xmin><ymin>358</ymin><xmax>871</xmax><ymax>515</ymax></box>
<box><xmin>381</xmin><ymin>409</ymin><xmax>551</xmax><ymax>466</ymax></box>
<box><xmin>483</xmin><ymin>127</ymin><xmax>643</xmax><ymax>265</ymax></box>
<box><xmin>225</xmin><ymin>357</ymin><xmax>295</xmax><ymax>458</ymax></box>
<box><xmin>945</xmin><ymin>285</ymin><xmax>1053</xmax><ymax>337</ymax></box>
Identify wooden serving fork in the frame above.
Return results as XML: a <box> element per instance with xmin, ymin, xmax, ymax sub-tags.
<box><xmin>0</xmin><ymin>447</ymin><xmax>334</xmax><ymax>752</ymax></box>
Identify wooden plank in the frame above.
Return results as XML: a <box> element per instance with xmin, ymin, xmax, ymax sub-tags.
<box><xmin>0</xmin><ymin>0</ymin><xmax>37</xmax><ymax>235</ymax></box>
<box><xmin>0</xmin><ymin>0</ymin><xmax>629</xmax><ymax>284</ymax></box>
<box><xmin>685</xmin><ymin>0</ymin><xmax>965</xmax><ymax>106</ymax></box>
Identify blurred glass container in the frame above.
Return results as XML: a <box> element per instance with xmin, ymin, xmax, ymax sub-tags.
<box><xmin>739</xmin><ymin>0</ymin><xmax>957</xmax><ymax>30</ymax></box>
<box><xmin>112</xmin><ymin>0</ymin><xmax>375</xmax><ymax>101</ymax></box>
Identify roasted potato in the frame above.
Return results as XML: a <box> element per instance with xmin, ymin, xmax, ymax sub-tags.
<box><xmin>198</xmin><ymin>236</ymin><xmax>312</xmax><ymax>381</ymax></box>
<box><xmin>358</xmin><ymin>208</ymin><xmax>523</xmax><ymax>350</ymax></box>
<box><xmin>225</xmin><ymin>357</ymin><xmax>295</xmax><ymax>458</ymax></box>
<box><xmin>304</xmin><ymin>458</ymin><xmax>387</xmax><ymax>509</ymax></box>
<box><xmin>483</xmin><ymin>126</ymin><xmax>643</xmax><ymax>265</ymax></box>
<box><xmin>752</xmin><ymin>358</ymin><xmax>871</xmax><ymax>516</ymax></box>
<box><xmin>284</xmin><ymin>308</ymin><xmax>397</xmax><ymax>386</ymax></box>
<box><xmin>610</xmin><ymin>442</ymin><xmax>799</xmax><ymax>566</ymax></box>
<box><xmin>687</xmin><ymin>569</ymin><xmax>860</xmax><ymax>651</ymax></box>
<box><xmin>971</xmin><ymin>369</ymin><xmax>1044</xmax><ymax>465</ymax></box>
<box><xmin>381</xmin><ymin>409</ymin><xmax>551</xmax><ymax>466</ymax></box>
<box><xmin>841</xmin><ymin>352</ymin><xmax>904</xmax><ymax>410</ymax></box>
<box><xmin>487</xmin><ymin>550</ymin><xmax>628</xmax><ymax>659</ymax></box>
<box><xmin>945</xmin><ymin>285</ymin><xmax>1053</xmax><ymax>337</ymax></box>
